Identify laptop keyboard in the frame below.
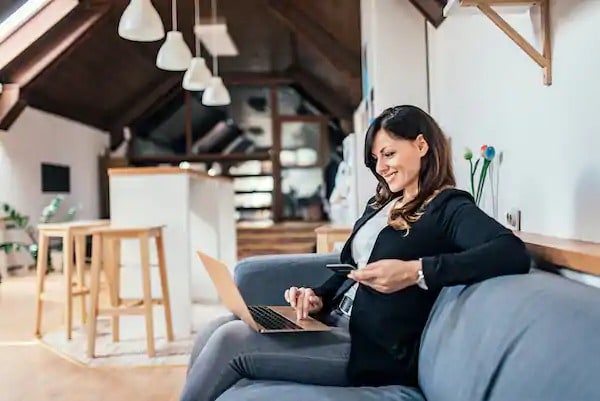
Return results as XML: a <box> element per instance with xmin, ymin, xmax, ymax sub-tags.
<box><xmin>248</xmin><ymin>305</ymin><xmax>303</xmax><ymax>331</ymax></box>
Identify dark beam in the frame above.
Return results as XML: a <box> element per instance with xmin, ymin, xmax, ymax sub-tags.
<box><xmin>409</xmin><ymin>0</ymin><xmax>447</xmax><ymax>27</ymax></box>
<box><xmin>130</xmin><ymin>152</ymin><xmax>271</xmax><ymax>164</ymax></box>
<box><xmin>110</xmin><ymin>126</ymin><xmax>125</xmax><ymax>151</ymax></box>
<box><xmin>266</xmin><ymin>0</ymin><xmax>360</xmax><ymax>77</ymax></box>
<box><xmin>287</xmin><ymin>67</ymin><xmax>355</xmax><ymax>119</ymax></box>
<box><xmin>0</xmin><ymin>84</ymin><xmax>26</xmax><ymax>131</ymax></box>
<box><xmin>3</xmin><ymin>3</ymin><xmax>112</xmax><ymax>87</ymax></box>
<box><xmin>222</xmin><ymin>71</ymin><xmax>293</xmax><ymax>86</ymax></box>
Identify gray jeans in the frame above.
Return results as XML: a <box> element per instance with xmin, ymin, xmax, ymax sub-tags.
<box><xmin>179</xmin><ymin>311</ymin><xmax>351</xmax><ymax>401</ymax></box>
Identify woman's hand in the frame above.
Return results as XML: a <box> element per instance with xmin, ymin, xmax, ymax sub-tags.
<box><xmin>348</xmin><ymin>259</ymin><xmax>421</xmax><ymax>294</ymax></box>
<box><xmin>284</xmin><ymin>286</ymin><xmax>323</xmax><ymax>320</ymax></box>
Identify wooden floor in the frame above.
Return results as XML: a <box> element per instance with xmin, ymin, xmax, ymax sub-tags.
<box><xmin>0</xmin><ymin>272</ymin><xmax>186</xmax><ymax>401</ymax></box>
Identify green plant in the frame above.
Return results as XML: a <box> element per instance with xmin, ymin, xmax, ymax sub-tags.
<box><xmin>464</xmin><ymin>144</ymin><xmax>496</xmax><ymax>206</ymax></box>
<box><xmin>0</xmin><ymin>204</ymin><xmax>36</xmax><ymax>256</ymax></box>
<box><xmin>1</xmin><ymin>196</ymin><xmax>77</xmax><ymax>275</ymax></box>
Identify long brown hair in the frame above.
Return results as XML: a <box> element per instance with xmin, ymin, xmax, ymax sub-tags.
<box><xmin>364</xmin><ymin>105</ymin><xmax>455</xmax><ymax>231</ymax></box>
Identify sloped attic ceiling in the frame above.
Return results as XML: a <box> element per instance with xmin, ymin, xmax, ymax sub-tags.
<box><xmin>0</xmin><ymin>0</ymin><xmax>447</xmax><ymax>136</ymax></box>
<box><xmin>0</xmin><ymin>0</ymin><xmax>362</xmax><ymax>134</ymax></box>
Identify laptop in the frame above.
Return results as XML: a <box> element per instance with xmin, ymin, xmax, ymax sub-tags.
<box><xmin>197</xmin><ymin>251</ymin><xmax>332</xmax><ymax>333</ymax></box>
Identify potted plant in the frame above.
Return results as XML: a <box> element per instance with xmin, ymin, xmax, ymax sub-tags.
<box><xmin>0</xmin><ymin>196</ymin><xmax>76</xmax><ymax>282</ymax></box>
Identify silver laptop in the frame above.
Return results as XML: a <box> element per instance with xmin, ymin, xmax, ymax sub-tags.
<box><xmin>197</xmin><ymin>251</ymin><xmax>332</xmax><ymax>333</ymax></box>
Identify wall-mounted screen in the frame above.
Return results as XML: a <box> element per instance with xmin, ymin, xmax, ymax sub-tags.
<box><xmin>41</xmin><ymin>163</ymin><xmax>70</xmax><ymax>193</ymax></box>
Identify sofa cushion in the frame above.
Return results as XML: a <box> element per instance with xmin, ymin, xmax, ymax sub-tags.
<box><xmin>218</xmin><ymin>379</ymin><xmax>426</xmax><ymax>401</ymax></box>
<box><xmin>419</xmin><ymin>269</ymin><xmax>600</xmax><ymax>401</ymax></box>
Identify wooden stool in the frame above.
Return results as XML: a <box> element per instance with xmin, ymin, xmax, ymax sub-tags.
<box><xmin>87</xmin><ymin>225</ymin><xmax>174</xmax><ymax>358</ymax></box>
<box><xmin>34</xmin><ymin>220</ymin><xmax>109</xmax><ymax>339</ymax></box>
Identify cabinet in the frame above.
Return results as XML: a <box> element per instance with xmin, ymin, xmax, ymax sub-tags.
<box><xmin>108</xmin><ymin>166</ymin><xmax>236</xmax><ymax>338</ymax></box>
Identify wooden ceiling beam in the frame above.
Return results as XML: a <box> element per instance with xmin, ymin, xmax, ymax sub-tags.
<box><xmin>2</xmin><ymin>3</ymin><xmax>111</xmax><ymax>88</ymax></box>
<box><xmin>0</xmin><ymin>84</ymin><xmax>27</xmax><ymax>131</ymax></box>
<box><xmin>222</xmin><ymin>71</ymin><xmax>293</xmax><ymax>86</ymax></box>
<box><xmin>266</xmin><ymin>0</ymin><xmax>360</xmax><ymax>77</ymax></box>
<box><xmin>409</xmin><ymin>0</ymin><xmax>447</xmax><ymax>27</ymax></box>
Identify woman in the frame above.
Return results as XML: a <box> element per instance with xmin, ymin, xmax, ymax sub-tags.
<box><xmin>180</xmin><ymin>105</ymin><xmax>530</xmax><ymax>400</ymax></box>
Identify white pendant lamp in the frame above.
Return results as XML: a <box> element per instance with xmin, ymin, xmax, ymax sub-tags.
<box><xmin>202</xmin><ymin>0</ymin><xmax>230</xmax><ymax>105</ymax></box>
<box><xmin>118</xmin><ymin>0</ymin><xmax>164</xmax><ymax>42</ymax></box>
<box><xmin>202</xmin><ymin>76</ymin><xmax>230</xmax><ymax>105</ymax></box>
<box><xmin>183</xmin><ymin>57</ymin><xmax>212</xmax><ymax>90</ymax></box>
<box><xmin>156</xmin><ymin>0</ymin><xmax>192</xmax><ymax>71</ymax></box>
<box><xmin>183</xmin><ymin>0</ymin><xmax>212</xmax><ymax>90</ymax></box>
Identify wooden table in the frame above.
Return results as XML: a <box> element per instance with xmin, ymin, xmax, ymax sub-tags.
<box><xmin>314</xmin><ymin>225</ymin><xmax>352</xmax><ymax>253</ymax></box>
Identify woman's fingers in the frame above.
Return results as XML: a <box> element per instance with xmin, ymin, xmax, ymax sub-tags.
<box><xmin>313</xmin><ymin>295</ymin><xmax>323</xmax><ymax>309</ymax></box>
<box><xmin>302</xmin><ymin>289</ymin><xmax>311</xmax><ymax>319</ymax></box>
<box><xmin>286</xmin><ymin>287</ymin><xmax>321</xmax><ymax>319</ymax></box>
<box><xmin>288</xmin><ymin>286</ymin><xmax>298</xmax><ymax>307</ymax></box>
<box><xmin>296</xmin><ymin>288</ymin><xmax>305</xmax><ymax>320</ymax></box>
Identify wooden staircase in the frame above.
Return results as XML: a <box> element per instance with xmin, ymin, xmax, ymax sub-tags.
<box><xmin>236</xmin><ymin>222</ymin><xmax>323</xmax><ymax>260</ymax></box>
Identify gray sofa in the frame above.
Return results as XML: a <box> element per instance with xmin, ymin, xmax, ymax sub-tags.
<box><xmin>211</xmin><ymin>252</ymin><xmax>600</xmax><ymax>401</ymax></box>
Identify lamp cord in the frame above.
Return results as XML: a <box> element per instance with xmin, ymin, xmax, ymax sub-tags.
<box><xmin>194</xmin><ymin>0</ymin><xmax>200</xmax><ymax>56</ymax></box>
<box><xmin>172</xmin><ymin>0</ymin><xmax>177</xmax><ymax>30</ymax></box>
<box><xmin>212</xmin><ymin>0</ymin><xmax>218</xmax><ymax>76</ymax></box>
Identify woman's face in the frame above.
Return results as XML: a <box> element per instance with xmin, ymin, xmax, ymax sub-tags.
<box><xmin>371</xmin><ymin>129</ymin><xmax>428</xmax><ymax>195</ymax></box>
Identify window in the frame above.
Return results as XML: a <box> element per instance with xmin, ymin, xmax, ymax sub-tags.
<box><xmin>0</xmin><ymin>0</ymin><xmax>50</xmax><ymax>43</ymax></box>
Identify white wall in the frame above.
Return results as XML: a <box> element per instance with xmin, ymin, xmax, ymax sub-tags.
<box><xmin>369</xmin><ymin>0</ymin><xmax>429</xmax><ymax>114</ymax></box>
<box><xmin>354</xmin><ymin>0</ymin><xmax>429</xmax><ymax>213</ymax></box>
<box><xmin>0</xmin><ymin>108</ymin><xmax>109</xmax><ymax>224</ymax></box>
<box><xmin>428</xmin><ymin>0</ymin><xmax>600</xmax><ymax>244</ymax></box>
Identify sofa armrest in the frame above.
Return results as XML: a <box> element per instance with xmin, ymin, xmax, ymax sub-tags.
<box><xmin>233</xmin><ymin>253</ymin><xmax>340</xmax><ymax>306</ymax></box>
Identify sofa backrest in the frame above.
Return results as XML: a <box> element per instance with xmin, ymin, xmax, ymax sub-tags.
<box><xmin>419</xmin><ymin>270</ymin><xmax>600</xmax><ymax>401</ymax></box>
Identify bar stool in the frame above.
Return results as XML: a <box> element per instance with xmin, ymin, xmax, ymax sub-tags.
<box><xmin>87</xmin><ymin>225</ymin><xmax>174</xmax><ymax>358</ymax></box>
<box><xmin>34</xmin><ymin>220</ymin><xmax>109</xmax><ymax>339</ymax></box>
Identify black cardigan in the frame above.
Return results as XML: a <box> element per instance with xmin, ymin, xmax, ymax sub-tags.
<box><xmin>313</xmin><ymin>188</ymin><xmax>530</xmax><ymax>387</ymax></box>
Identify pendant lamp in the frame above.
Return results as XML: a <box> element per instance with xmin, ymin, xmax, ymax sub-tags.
<box><xmin>183</xmin><ymin>0</ymin><xmax>212</xmax><ymax>90</ymax></box>
<box><xmin>156</xmin><ymin>0</ymin><xmax>192</xmax><ymax>71</ymax></box>
<box><xmin>202</xmin><ymin>77</ymin><xmax>230</xmax><ymax>105</ymax></box>
<box><xmin>118</xmin><ymin>0</ymin><xmax>164</xmax><ymax>42</ymax></box>
<box><xmin>202</xmin><ymin>0</ymin><xmax>230</xmax><ymax>105</ymax></box>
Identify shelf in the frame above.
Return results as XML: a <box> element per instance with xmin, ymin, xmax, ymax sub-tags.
<box><xmin>515</xmin><ymin>232</ymin><xmax>600</xmax><ymax>276</ymax></box>
<box><xmin>130</xmin><ymin>152</ymin><xmax>271</xmax><ymax>164</ymax></box>
<box><xmin>281</xmin><ymin>165</ymin><xmax>321</xmax><ymax>169</ymax></box>
<box><xmin>445</xmin><ymin>0</ymin><xmax>552</xmax><ymax>85</ymax></box>
<box><xmin>235</xmin><ymin>190</ymin><xmax>273</xmax><ymax>194</ymax></box>
<box><xmin>228</xmin><ymin>173</ymin><xmax>273</xmax><ymax>178</ymax></box>
<box><xmin>308</xmin><ymin>227</ymin><xmax>600</xmax><ymax>276</ymax></box>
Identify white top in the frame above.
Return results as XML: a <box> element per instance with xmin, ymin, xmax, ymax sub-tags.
<box><xmin>342</xmin><ymin>198</ymin><xmax>427</xmax><ymax>316</ymax></box>
<box><xmin>343</xmin><ymin>200</ymin><xmax>397</xmax><ymax>315</ymax></box>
